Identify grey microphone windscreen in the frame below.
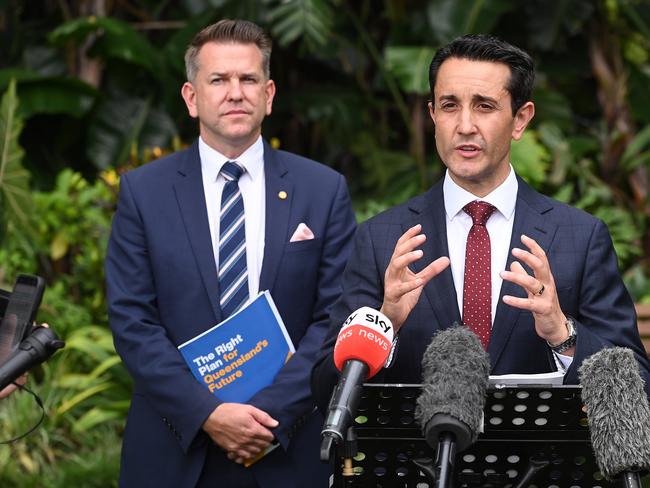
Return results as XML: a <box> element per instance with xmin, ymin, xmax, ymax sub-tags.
<box><xmin>579</xmin><ymin>347</ymin><xmax>650</xmax><ymax>479</ymax></box>
<box><xmin>415</xmin><ymin>325</ymin><xmax>490</xmax><ymax>444</ymax></box>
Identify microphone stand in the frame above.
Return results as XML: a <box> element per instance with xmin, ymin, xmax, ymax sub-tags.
<box><xmin>512</xmin><ymin>454</ymin><xmax>550</xmax><ymax>488</ymax></box>
<box><xmin>618</xmin><ymin>471</ymin><xmax>643</xmax><ymax>488</ymax></box>
<box><xmin>434</xmin><ymin>432</ymin><xmax>457</xmax><ymax>488</ymax></box>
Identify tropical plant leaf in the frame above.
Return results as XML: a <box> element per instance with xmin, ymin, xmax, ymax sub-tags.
<box><xmin>510</xmin><ymin>130</ymin><xmax>550</xmax><ymax>186</ymax></box>
<box><xmin>86</xmin><ymin>97</ymin><xmax>152</xmax><ymax>169</ymax></box>
<box><xmin>0</xmin><ymin>79</ymin><xmax>33</xmax><ymax>247</ymax></box>
<box><xmin>56</xmin><ymin>382</ymin><xmax>114</xmax><ymax>415</ymax></box>
<box><xmin>621</xmin><ymin>123</ymin><xmax>650</xmax><ymax>170</ymax></box>
<box><xmin>73</xmin><ymin>408</ymin><xmax>124</xmax><ymax>433</ymax></box>
<box><xmin>268</xmin><ymin>0</ymin><xmax>334</xmax><ymax>50</ymax></box>
<box><xmin>426</xmin><ymin>0</ymin><xmax>513</xmax><ymax>45</ymax></box>
<box><xmin>384</xmin><ymin>47</ymin><xmax>437</xmax><ymax>95</ymax></box>
<box><xmin>49</xmin><ymin>16</ymin><xmax>161</xmax><ymax>74</ymax></box>
<box><xmin>0</xmin><ymin>70</ymin><xmax>99</xmax><ymax>119</ymax></box>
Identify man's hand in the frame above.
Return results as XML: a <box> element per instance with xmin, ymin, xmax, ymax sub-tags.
<box><xmin>500</xmin><ymin>235</ymin><xmax>573</xmax><ymax>355</ymax></box>
<box><xmin>0</xmin><ymin>373</ymin><xmax>27</xmax><ymax>399</ymax></box>
<box><xmin>380</xmin><ymin>224</ymin><xmax>450</xmax><ymax>332</ymax></box>
<box><xmin>202</xmin><ymin>402</ymin><xmax>278</xmax><ymax>464</ymax></box>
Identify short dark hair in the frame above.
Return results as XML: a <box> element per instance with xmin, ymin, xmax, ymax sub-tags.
<box><xmin>185</xmin><ymin>19</ymin><xmax>272</xmax><ymax>82</ymax></box>
<box><xmin>429</xmin><ymin>34</ymin><xmax>534</xmax><ymax>115</ymax></box>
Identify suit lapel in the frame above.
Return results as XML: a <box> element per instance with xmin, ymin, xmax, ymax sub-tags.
<box><xmin>489</xmin><ymin>178</ymin><xmax>557</xmax><ymax>368</ymax></box>
<box><xmin>173</xmin><ymin>142</ymin><xmax>222</xmax><ymax>323</ymax></box>
<box><xmin>405</xmin><ymin>181</ymin><xmax>461</xmax><ymax>331</ymax></box>
<box><xmin>259</xmin><ymin>142</ymin><xmax>293</xmax><ymax>292</ymax></box>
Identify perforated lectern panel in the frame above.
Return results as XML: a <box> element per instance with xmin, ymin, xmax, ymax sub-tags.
<box><xmin>334</xmin><ymin>384</ymin><xmax>614</xmax><ymax>488</ymax></box>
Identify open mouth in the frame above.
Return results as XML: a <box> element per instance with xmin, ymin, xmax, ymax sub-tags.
<box><xmin>456</xmin><ymin>144</ymin><xmax>480</xmax><ymax>152</ymax></box>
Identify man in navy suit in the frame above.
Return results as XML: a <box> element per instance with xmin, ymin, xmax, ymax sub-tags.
<box><xmin>312</xmin><ymin>34</ymin><xmax>650</xmax><ymax>412</ymax></box>
<box><xmin>106</xmin><ymin>19</ymin><xmax>356</xmax><ymax>487</ymax></box>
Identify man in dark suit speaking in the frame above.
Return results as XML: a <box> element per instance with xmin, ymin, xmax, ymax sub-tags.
<box><xmin>106</xmin><ymin>19</ymin><xmax>356</xmax><ymax>487</ymax></box>
<box><xmin>312</xmin><ymin>34</ymin><xmax>650</xmax><ymax>411</ymax></box>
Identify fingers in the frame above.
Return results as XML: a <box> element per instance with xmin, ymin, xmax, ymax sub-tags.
<box><xmin>511</xmin><ymin>234</ymin><xmax>549</xmax><ymax>281</ymax></box>
<box><xmin>0</xmin><ymin>384</ymin><xmax>18</xmax><ymax>399</ymax></box>
<box><xmin>500</xmin><ymin>261</ymin><xmax>542</xmax><ymax>296</ymax></box>
<box><xmin>394</xmin><ymin>223</ymin><xmax>423</xmax><ymax>251</ymax></box>
<box><xmin>250</xmin><ymin>407</ymin><xmax>279</xmax><ymax>430</ymax></box>
<box><xmin>202</xmin><ymin>403</ymin><xmax>277</xmax><ymax>455</ymax></box>
<box><xmin>389</xmin><ymin>225</ymin><xmax>426</xmax><ymax>270</ymax></box>
<box><xmin>417</xmin><ymin>256</ymin><xmax>450</xmax><ymax>283</ymax></box>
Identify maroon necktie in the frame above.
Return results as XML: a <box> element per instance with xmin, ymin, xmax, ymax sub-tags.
<box><xmin>462</xmin><ymin>201</ymin><xmax>496</xmax><ymax>349</ymax></box>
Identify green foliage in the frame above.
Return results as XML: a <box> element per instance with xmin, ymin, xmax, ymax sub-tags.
<box><xmin>0</xmin><ymin>166</ymin><xmax>128</xmax><ymax>485</ymax></box>
<box><xmin>269</xmin><ymin>0</ymin><xmax>334</xmax><ymax>50</ymax></box>
<box><xmin>385</xmin><ymin>47</ymin><xmax>437</xmax><ymax>95</ymax></box>
<box><xmin>49</xmin><ymin>17</ymin><xmax>161</xmax><ymax>74</ymax></box>
<box><xmin>510</xmin><ymin>130</ymin><xmax>551</xmax><ymax>187</ymax></box>
<box><xmin>0</xmin><ymin>73</ymin><xmax>99</xmax><ymax>119</ymax></box>
<box><xmin>0</xmin><ymin>79</ymin><xmax>33</xmax><ymax>249</ymax></box>
<box><xmin>3</xmin><ymin>0</ymin><xmax>650</xmax><ymax>483</ymax></box>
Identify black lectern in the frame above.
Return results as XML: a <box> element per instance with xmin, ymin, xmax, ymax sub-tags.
<box><xmin>332</xmin><ymin>383</ymin><xmax>618</xmax><ymax>488</ymax></box>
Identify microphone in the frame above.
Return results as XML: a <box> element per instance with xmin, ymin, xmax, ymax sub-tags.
<box><xmin>0</xmin><ymin>326</ymin><xmax>65</xmax><ymax>391</ymax></box>
<box><xmin>578</xmin><ymin>347</ymin><xmax>650</xmax><ymax>487</ymax></box>
<box><xmin>415</xmin><ymin>324</ymin><xmax>490</xmax><ymax>488</ymax></box>
<box><xmin>320</xmin><ymin>307</ymin><xmax>394</xmax><ymax>461</ymax></box>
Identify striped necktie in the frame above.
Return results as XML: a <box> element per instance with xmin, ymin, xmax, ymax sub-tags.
<box><xmin>218</xmin><ymin>161</ymin><xmax>248</xmax><ymax>318</ymax></box>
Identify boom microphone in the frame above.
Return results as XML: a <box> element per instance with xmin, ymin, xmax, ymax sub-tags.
<box><xmin>415</xmin><ymin>324</ymin><xmax>490</xmax><ymax>488</ymax></box>
<box><xmin>320</xmin><ymin>307</ymin><xmax>394</xmax><ymax>461</ymax></box>
<box><xmin>579</xmin><ymin>347</ymin><xmax>650</xmax><ymax>487</ymax></box>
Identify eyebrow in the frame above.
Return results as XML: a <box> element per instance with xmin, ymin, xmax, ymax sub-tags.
<box><xmin>207</xmin><ymin>71</ymin><xmax>260</xmax><ymax>78</ymax></box>
<box><xmin>437</xmin><ymin>94</ymin><xmax>500</xmax><ymax>106</ymax></box>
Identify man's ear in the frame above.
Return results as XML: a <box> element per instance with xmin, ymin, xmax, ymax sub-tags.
<box><xmin>181</xmin><ymin>82</ymin><xmax>198</xmax><ymax>118</ymax></box>
<box><xmin>428</xmin><ymin>100</ymin><xmax>436</xmax><ymax>126</ymax></box>
<box><xmin>265</xmin><ymin>79</ymin><xmax>276</xmax><ymax>116</ymax></box>
<box><xmin>512</xmin><ymin>101</ymin><xmax>535</xmax><ymax>141</ymax></box>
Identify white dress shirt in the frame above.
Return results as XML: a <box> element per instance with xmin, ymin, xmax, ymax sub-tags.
<box><xmin>200</xmin><ymin>136</ymin><xmax>265</xmax><ymax>300</ymax></box>
<box><xmin>444</xmin><ymin>167</ymin><xmax>517</xmax><ymax>323</ymax></box>
<box><xmin>443</xmin><ymin>166</ymin><xmax>571</xmax><ymax>370</ymax></box>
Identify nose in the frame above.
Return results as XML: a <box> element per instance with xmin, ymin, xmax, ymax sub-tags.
<box><xmin>227</xmin><ymin>79</ymin><xmax>243</xmax><ymax>101</ymax></box>
<box><xmin>457</xmin><ymin>108</ymin><xmax>477</xmax><ymax>135</ymax></box>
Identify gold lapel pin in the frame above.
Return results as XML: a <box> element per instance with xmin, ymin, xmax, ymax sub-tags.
<box><xmin>278</xmin><ymin>191</ymin><xmax>287</xmax><ymax>200</ymax></box>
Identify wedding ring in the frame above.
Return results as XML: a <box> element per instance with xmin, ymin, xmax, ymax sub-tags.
<box><xmin>535</xmin><ymin>284</ymin><xmax>545</xmax><ymax>296</ymax></box>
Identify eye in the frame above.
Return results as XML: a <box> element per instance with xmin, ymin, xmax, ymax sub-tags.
<box><xmin>210</xmin><ymin>77</ymin><xmax>223</xmax><ymax>85</ymax></box>
<box><xmin>440</xmin><ymin>102</ymin><xmax>457</xmax><ymax>111</ymax></box>
<box><xmin>477</xmin><ymin>103</ymin><xmax>495</xmax><ymax>111</ymax></box>
<box><xmin>241</xmin><ymin>76</ymin><xmax>258</xmax><ymax>84</ymax></box>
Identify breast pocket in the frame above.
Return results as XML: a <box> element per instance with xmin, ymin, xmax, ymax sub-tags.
<box><xmin>285</xmin><ymin>238</ymin><xmax>323</xmax><ymax>253</ymax></box>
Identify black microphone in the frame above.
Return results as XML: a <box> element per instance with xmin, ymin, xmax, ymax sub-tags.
<box><xmin>415</xmin><ymin>324</ymin><xmax>490</xmax><ymax>488</ymax></box>
<box><xmin>579</xmin><ymin>347</ymin><xmax>650</xmax><ymax>488</ymax></box>
<box><xmin>0</xmin><ymin>326</ymin><xmax>65</xmax><ymax>391</ymax></box>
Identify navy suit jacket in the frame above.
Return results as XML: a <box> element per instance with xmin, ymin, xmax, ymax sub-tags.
<box><xmin>312</xmin><ymin>176</ymin><xmax>650</xmax><ymax>412</ymax></box>
<box><xmin>106</xmin><ymin>140</ymin><xmax>356</xmax><ymax>487</ymax></box>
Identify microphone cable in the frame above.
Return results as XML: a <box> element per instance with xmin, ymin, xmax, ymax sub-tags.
<box><xmin>0</xmin><ymin>381</ymin><xmax>46</xmax><ymax>444</ymax></box>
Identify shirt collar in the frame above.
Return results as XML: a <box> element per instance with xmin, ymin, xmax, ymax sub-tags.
<box><xmin>199</xmin><ymin>135</ymin><xmax>264</xmax><ymax>182</ymax></box>
<box><xmin>443</xmin><ymin>165</ymin><xmax>518</xmax><ymax>221</ymax></box>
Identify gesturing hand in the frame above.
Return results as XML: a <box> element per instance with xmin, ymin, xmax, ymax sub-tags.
<box><xmin>500</xmin><ymin>234</ymin><xmax>571</xmax><ymax>350</ymax></box>
<box><xmin>202</xmin><ymin>403</ymin><xmax>278</xmax><ymax>464</ymax></box>
<box><xmin>380</xmin><ymin>224</ymin><xmax>450</xmax><ymax>332</ymax></box>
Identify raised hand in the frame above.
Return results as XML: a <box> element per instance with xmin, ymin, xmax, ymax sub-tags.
<box><xmin>381</xmin><ymin>224</ymin><xmax>450</xmax><ymax>331</ymax></box>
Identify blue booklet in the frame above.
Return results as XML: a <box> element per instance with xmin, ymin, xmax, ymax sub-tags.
<box><xmin>178</xmin><ymin>291</ymin><xmax>295</xmax><ymax>403</ymax></box>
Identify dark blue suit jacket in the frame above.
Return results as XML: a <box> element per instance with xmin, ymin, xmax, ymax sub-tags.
<box><xmin>106</xmin><ymin>140</ymin><xmax>356</xmax><ymax>487</ymax></box>
<box><xmin>312</xmin><ymin>176</ymin><xmax>650</xmax><ymax>411</ymax></box>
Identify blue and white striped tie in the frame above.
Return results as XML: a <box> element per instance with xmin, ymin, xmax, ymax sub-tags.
<box><xmin>218</xmin><ymin>161</ymin><xmax>248</xmax><ymax>318</ymax></box>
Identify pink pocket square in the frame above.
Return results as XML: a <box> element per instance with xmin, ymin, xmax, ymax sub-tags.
<box><xmin>290</xmin><ymin>223</ymin><xmax>315</xmax><ymax>242</ymax></box>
